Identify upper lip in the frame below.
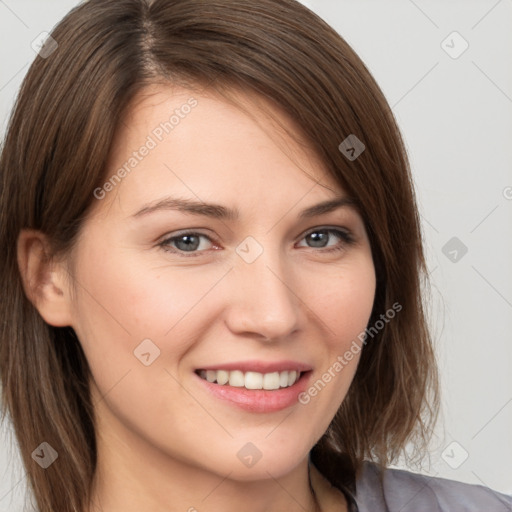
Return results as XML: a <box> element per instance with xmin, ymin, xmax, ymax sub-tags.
<box><xmin>197</xmin><ymin>360</ymin><xmax>313</xmax><ymax>373</ymax></box>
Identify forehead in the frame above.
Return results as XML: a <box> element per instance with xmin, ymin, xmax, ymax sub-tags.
<box><xmin>98</xmin><ymin>84</ymin><xmax>346</xmax><ymax>217</ymax></box>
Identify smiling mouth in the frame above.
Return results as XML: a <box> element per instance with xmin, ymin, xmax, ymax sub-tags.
<box><xmin>196</xmin><ymin>369</ymin><xmax>303</xmax><ymax>390</ymax></box>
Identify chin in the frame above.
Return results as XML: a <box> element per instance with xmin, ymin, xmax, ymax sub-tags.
<box><xmin>222</xmin><ymin>453</ymin><xmax>308</xmax><ymax>482</ymax></box>
<box><xmin>202</xmin><ymin>435</ymin><xmax>312</xmax><ymax>482</ymax></box>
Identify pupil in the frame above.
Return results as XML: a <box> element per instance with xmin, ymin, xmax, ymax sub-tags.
<box><xmin>308</xmin><ymin>231</ymin><xmax>327</xmax><ymax>248</ymax></box>
<box><xmin>176</xmin><ymin>235</ymin><xmax>199</xmax><ymax>251</ymax></box>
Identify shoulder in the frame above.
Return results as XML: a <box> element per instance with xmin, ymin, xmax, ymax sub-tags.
<box><xmin>353</xmin><ymin>461</ymin><xmax>512</xmax><ymax>512</ymax></box>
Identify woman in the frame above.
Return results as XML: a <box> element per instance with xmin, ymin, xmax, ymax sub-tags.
<box><xmin>0</xmin><ymin>0</ymin><xmax>510</xmax><ymax>511</ymax></box>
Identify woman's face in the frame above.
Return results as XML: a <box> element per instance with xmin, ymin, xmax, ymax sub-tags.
<box><xmin>64</xmin><ymin>85</ymin><xmax>376</xmax><ymax>481</ymax></box>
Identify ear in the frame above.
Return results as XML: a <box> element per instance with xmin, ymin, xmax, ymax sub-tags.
<box><xmin>17</xmin><ymin>229</ymin><xmax>74</xmax><ymax>327</ymax></box>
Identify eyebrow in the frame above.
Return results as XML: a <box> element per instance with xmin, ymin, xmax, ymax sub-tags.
<box><xmin>131</xmin><ymin>195</ymin><xmax>357</xmax><ymax>220</ymax></box>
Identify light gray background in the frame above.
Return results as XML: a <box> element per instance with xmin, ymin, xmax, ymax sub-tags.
<box><xmin>1</xmin><ymin>0</ymin><xmax>511</xmax><ymax>510</ymax></box>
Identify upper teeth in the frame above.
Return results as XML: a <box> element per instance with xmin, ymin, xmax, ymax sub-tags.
<box><xmin>199</xmin><ymin>370</ymin><xmax>300</xmax><ymax>390</ymax></box>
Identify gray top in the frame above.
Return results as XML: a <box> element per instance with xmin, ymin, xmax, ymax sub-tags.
<box><xmin>352</xmin><ymin>462</ymin><xmax>512</xmax><ymax>511</ymax></box>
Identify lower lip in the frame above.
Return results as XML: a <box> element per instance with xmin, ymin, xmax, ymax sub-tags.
<box><xmin>195</xmin><ymin>372</ymin><xmax>312</xmax><ymax>413</ymax></box>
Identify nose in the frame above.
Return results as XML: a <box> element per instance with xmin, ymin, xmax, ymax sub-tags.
<box><xmin>223</xmin><ymin>248</ymin><xmax>301</xmax><ymax>341</ymax></box>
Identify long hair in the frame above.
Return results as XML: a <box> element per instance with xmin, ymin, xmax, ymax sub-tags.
<box><xmin>0</xmin><ymin>1</ymin><xmax>439</xmax><ymax>510</ymax></box>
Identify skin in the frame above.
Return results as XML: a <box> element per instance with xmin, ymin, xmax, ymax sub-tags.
<box><xmin>17</xmin><ymin>85</ymin><xmax>376</xmax><ymax>512</ymax></box>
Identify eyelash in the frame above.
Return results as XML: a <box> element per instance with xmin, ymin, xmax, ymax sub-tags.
<box><xmin>158</xmin><ymin>227</ymin><xmax>355</xmax><ymax>258</ymax></box>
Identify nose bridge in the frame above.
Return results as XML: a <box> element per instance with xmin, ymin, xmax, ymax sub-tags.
<box><xmin>227</xmin><ymin>236</ymin><xmax>300</xmax><ymax>339</ymax></box>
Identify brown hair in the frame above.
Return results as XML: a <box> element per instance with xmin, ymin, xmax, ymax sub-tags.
<box><xmin>0</xmin><ymin>0</ymin><xmax>439</xmax><ymax>510</ymax></box>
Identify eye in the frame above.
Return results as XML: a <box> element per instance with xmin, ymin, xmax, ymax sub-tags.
<box><xmin>159</xmin><ymin>231</ymin><xmax>216</xmax><ymax>256</ymax></box>
<box><xmin>158</xmin><ymin>227</ymin><xmax>355</xmax><ymax>257</ymax></box>
<box><xmin>296</xmin><ymin>227</ymin><xmax>354</xmax><ymax>253</ymax></box>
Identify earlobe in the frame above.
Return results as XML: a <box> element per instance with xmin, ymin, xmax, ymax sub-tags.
<box><xmin>16</xmin><ymin>229</ymin><xmax>74</xmax><ymax>327</ymax></box>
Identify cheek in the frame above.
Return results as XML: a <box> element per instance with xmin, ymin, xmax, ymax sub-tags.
<box><xmin>68</xmin><ymin>239</ymin><xmax>230</xmax><ymax>374</ymax></box>
<box><xmin>67</xmin><ymin>245</ymin><xmax>227</xmax><ymax>444</ymax></box>
<box><xmin>319</xmin><ymin>258</ymin><xmax>376</xmax><ymax>349</ymax></box>
<box><xmin>301</xmin><ymin>258</ymin><xmax>375</xmax><ymax>416</ymax></box>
